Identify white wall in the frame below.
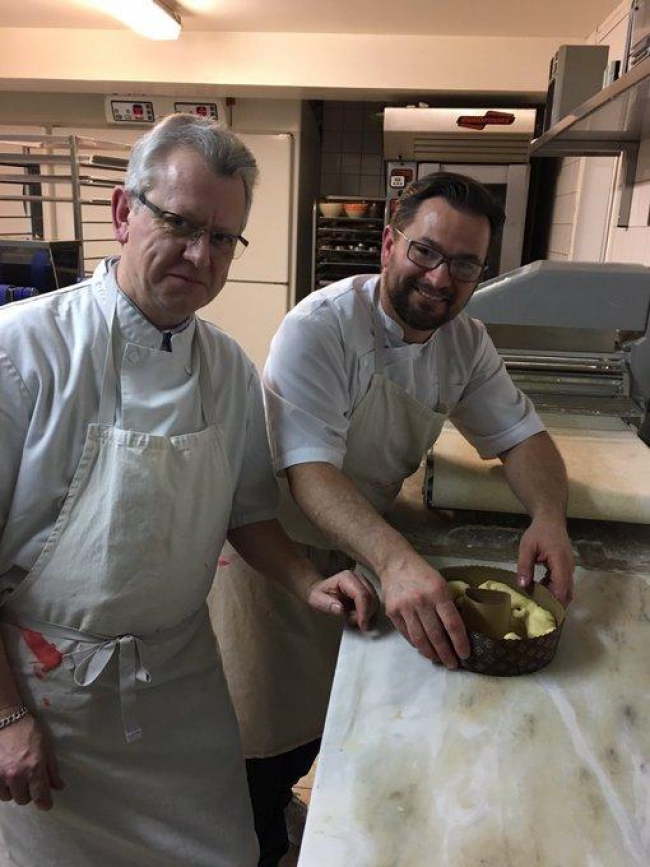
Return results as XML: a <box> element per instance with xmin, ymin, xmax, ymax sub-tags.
<box><xmin>547</xmin><ymin>157</ymin><xmax>582</xmax><ymax>260</ymax></box>
<box><xmin>546</xmin><ymin>1</ymin><xmax>650</xmax><ymax>267</ymax></box>
<box><xmin>0</xmin><ymin>29</ymin><xmax>581</xmax><ymax>99</ymax></box>
<box><xmin>606</xmin><ymin>137</ymin><xmax>650</xmax><ymax>265</ymax></box>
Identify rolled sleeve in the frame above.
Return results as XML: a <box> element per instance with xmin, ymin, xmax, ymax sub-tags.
<box><xmin>229</xmin><ymin>367</ymin><xmax>279</xmax><ymax>529</ymax></box>
<box><xmin>450</xmin><ymin>325</ymin><xmax>545</xmax><ymax>459</ymax></box>
<box><xmin>264</xmin><ymin>309</ymin><xmax>350</xmax><ymax>475</ymax></box>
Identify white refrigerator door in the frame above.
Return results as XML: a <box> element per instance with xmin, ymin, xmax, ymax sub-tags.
<box><xmin>228</xmin><ymin>132</ymin><xmax>293</xmax><ymax>284</ymax></box>
<box><xmin>201</xmin><ymin>133</ymin><xmax>294</xmax><ymax>369</ymax></box>
<box><xmin>199</xmin><ymin>279</ymin><xmax>288</xmax><ymax>371</ymax></box>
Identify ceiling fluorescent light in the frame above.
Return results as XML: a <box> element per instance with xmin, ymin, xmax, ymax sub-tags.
<box><xmin>105</xmin><ymin>0</ymin><xmax>182</xmax><ymax>41</ymax></box>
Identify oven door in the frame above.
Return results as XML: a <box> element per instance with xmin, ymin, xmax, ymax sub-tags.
<box><xmin>417</xmin><ymin>162</ymin><xmax>529</xmax><ymax>279</ymax></box>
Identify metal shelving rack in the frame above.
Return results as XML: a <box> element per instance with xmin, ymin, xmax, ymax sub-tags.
<box><xmin>529</xmin><ymin>55</ymin><xmax>650</xmax><ymax>228</ymax></box>
<box><xmin>311</xmin><ymin>195</ymin><xmax>387</xmax><ymax>291</ymax></box>
<box><xmin>0</xmin><ymin>134</ymin><xmax>130</xmax><ymax>280</ymax></box>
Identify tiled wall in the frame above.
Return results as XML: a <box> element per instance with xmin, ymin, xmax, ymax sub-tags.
<box><xmin>319</xmin><ymin>101</ymin><xmax>385</xmax><ymax>198</ymax></box>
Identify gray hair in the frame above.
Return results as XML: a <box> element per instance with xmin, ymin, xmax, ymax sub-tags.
<box><xmin>125</xmin><ymin>113</ymin><xmax>259</xmax><ymax>225</ymax></box>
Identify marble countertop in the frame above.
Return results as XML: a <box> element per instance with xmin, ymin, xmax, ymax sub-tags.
<box><xmin>299</xmin><ymin>557</ymin><xmax>650</xmax><ymax>867</ymax></box>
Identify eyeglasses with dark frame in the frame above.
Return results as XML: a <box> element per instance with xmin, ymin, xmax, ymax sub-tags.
<box><xmin>394</xmin><ymin>227</ymin><xmax>487</xmax><ymax>283</ymax></box>
<box><xmin>135</xmin><ymin>192</ymin><xmax>249</xmax><ymax>260</ymax></box>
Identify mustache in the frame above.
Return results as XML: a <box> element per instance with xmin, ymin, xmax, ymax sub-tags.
<box><xmin>411</xmin><ymin>279</ymin><xmax>453</xmax><ymax>302</ymax></box>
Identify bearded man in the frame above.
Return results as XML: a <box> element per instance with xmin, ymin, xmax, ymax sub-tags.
<box><xmin>213</xmin><ymin>172</ymin><xmax>574</xmax><ymax>867</ymax></box>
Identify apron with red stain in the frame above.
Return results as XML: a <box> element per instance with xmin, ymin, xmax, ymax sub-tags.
<box><xmin>0</xmin><ymin>280</ymin><xmax>257</xmax><ymax>866</ymax></box>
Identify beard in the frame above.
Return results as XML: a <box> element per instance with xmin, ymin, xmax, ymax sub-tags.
<box><xmin>385</xmin><ymin>271</ymin><xmax>458</xmax><ymax>333</ymax></box>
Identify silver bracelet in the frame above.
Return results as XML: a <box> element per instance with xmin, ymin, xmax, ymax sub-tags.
<box><xmin>0</xmin><ymin>706</ymin><xmax>30</xmax><ymax>731</ymax></box>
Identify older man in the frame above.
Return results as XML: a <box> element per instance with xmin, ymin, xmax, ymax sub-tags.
<box><xmin>214</xmin><ymin>172</ymin><xmax>575</xmax><ymax>865</ymax></box>
<box><xmin>0</xmin><ymin>114</ymin><xmax>375</xmax><ymax>866</ymax></box>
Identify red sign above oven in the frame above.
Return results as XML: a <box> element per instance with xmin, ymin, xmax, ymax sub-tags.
<box><xmin>456</xmin><ymin>111</ymin><xmax>516</xmax><ymax>130</ymax></box>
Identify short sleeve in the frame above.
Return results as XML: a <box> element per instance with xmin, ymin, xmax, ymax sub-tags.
<box><xmin>264</xmin><ymin>308</ymin><xmax>351</xmax><ymax>474</ymax></box>
<box><xmin>228</xmin><ymin>366</ymin><xmax>279</xmax><ymax>529</ymax></box>
<box><xmin>450</xmin><ymin>324</ymin><xmax>545</xmax><ymax>458</ymax></box>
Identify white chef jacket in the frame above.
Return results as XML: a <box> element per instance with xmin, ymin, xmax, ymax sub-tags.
<box><xmin>0</xmin><ymin>258</ymin><xmax>278</xmax><ymax>598</ymax></box>
<box><xmin>264</xmin><ymin>274</ymin><xmax>545</xmax><ymax>473</ymax></box>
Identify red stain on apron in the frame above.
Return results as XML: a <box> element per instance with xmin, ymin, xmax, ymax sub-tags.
<box><xmin>20</xmin><ymin>629</ymin><xmax>63</xmax><ymax>673</ymax></box>
<box><xmin>42</xmin><ymin>697</ymin><xmax>51</xmax><ymax>708</ymax></box>
<box><xmin>217</xmin><ymin>558</ymin><xmax>230</xmax><ymax>567</ymax></box>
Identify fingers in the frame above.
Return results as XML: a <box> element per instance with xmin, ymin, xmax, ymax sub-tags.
<box><xmin>518</xmin><ymin>519</ymin><xmax>575</xmax><ymax>606</ymax></box>
<box><xmin>409</xmin><ymin>608</ymin><xmax>457</xmax><ymax>668</ymax></box>
<box><xmin>435</xmin><ymin>599</ymin><xmax>471</xmax><ymax>660</ymax></box>
<box><xmin>517</xmin><ymin>534</ymin><xmax>536</xmax><ymax>593</ymax></box>
<box><xmin>29</xmin><ymin>770</ymin><xmax>54</xmax><ymax>811</ymax></box>
<box><xmin>543</xmin><ymin>554</ymin><xmax>575</xmax><ymax>607</ymax></box>
<box><xmin>309</xmin><ymin>571</ymin><xmax>378</xmax><ymax>631</ymax></box>
<box><xmin>388</xmin><ymin>607</ymin><xmax>457</xmax><ymax>668</ymax></box>
<box><xmin>3</xmin><ymin>762</ymin><xmax>53</xmax><ymax>810</ymax></box>
<box><xmin>0</xmin><ymin>717</ymin><xmax>61</xmax><ymax>810</ymax></box>
<box><xmin>390</xmin><ymin>612</ymin><xmax>440</xmax><ymax>664</ymax></box>
<box><xmin>46</xmin><ymin>751</ymin><xmax>65</xmax><ymax>792</ymax></box>
<box><xmin>337</xmin><ymin>571</ymin><xmax>379</xmax><ymax>631</ymax></box>
<box><xmin>7</xmin><ymin>775</ymin><xmax>31</xmax><ymax>806</ymax></box>
<box><xmin>308</xmin><ymin>588</ymin><xmax>345</xmax><ymax>618</ymax></box>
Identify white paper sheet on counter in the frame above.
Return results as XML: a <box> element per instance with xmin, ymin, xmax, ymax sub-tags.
<box><xmin>430</xmin><ymin>415</ymin><xmax>650</xmax><ymax>524</ymax></box>
<box><xmin>299</xmin><ymin>557</ymin><xmax>650</xmax><ymax>867</ymax></box>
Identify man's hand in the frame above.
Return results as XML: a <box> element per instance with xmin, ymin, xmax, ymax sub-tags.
<box><xmin>381</xmin><ymin>558</ymin><xmax>471</xmax><ymax>669</ymax></box>
<box><xmin>517</xmin><ymin>516</ymin><xmax>575</xmax><ymax>606</ymax></box>
<box><xmin>499</xmin><ymin>432</ymin><xmax>574</xmax><ymax>606</ymax></box>
<box><xmin>0</xmin><ymin>713</ymin><xmax>65</xmax><ymax>810</ymax></box>
<box><xmin>307</xmin><ymin>570</ymin><xmax>379</xmax><ymax>632</ymax></box>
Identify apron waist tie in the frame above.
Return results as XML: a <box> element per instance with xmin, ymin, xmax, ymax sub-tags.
<box><xmin>2</xmin><ymin>608</ymin><xmax>205</xmax><ymax>744</ymax></box>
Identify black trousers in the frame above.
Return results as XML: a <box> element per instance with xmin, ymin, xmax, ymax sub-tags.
<box><xmin>246</xmin><ymin>739</ymin><xmax>321</xmax><ymax>867</ymax></box>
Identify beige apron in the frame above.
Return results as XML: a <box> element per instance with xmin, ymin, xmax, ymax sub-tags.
<box><xmin>212</xmin><ymin>279</ymin><xmax>450</xmax><ymax>758</ymax></box>
<box><xmin>0</xmin><ymin>282</ymin><xmax>258</xmax><ymax>866</ymax></box>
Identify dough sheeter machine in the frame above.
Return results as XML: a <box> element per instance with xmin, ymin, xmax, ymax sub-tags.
<box><xmin>424</xmin><ymin>261</ymin><xmax>650</xmax><ymax>524</ymax></box>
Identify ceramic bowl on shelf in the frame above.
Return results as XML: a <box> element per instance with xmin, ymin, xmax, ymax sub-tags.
<box><xmin>343</xmin><ymin>202</ymin><xmax>368</xmax><ymax>218</ymax></box>
<box><xmin>318</xmin><ymin>201</ymin><xmax>344</xmax><ymax>218</ymax></box>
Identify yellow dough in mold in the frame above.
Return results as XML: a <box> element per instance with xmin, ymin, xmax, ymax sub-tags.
<box><xmin>478</xmin><ymin>580</ymin><xmax>557</xmax><ymax>638</ymax></box>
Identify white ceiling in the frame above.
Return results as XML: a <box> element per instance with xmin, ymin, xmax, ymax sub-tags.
<box><xmin>3</xmin><ymin>0</ymin><xmax>620</xmax><ymax>38</ymax></box>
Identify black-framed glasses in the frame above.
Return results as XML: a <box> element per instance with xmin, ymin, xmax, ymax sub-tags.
<box><xmin>394</xmin><ymin>228</ymin><xmax>486</xmax><ymax>283</ymax></box>
<box><xmin>135</xmin><ymin>192</ymin><xmax>249</xmax><ymax>260</ymax></box>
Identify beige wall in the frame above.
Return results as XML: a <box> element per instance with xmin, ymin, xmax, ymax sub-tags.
<box><xmin>0</xmin><ymin>29</ymin><xmax>580</xmax><ymax>99</ymax></box>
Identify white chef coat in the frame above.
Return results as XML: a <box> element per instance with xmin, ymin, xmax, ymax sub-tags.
<box><xmin>0</xmin><ymin>258</ymin><xmax>278</xmax><ymax>597</ymax></box>
<box><xmin>264</xmin><ymin>274</ymin><xmax>544</xmax><ymax>473</ymax></box>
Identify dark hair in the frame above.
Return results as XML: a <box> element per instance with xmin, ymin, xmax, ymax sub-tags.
<box><xmin>391</xmin><ymin>171</ymin><xmax>505</xmax><ymax>238</ymax></box>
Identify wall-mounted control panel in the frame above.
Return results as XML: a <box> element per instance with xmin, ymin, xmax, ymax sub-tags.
<box><xmin>104</xmin><ymin>96</ymin><xmax>227</xmax><ymax>126</ymax></box>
